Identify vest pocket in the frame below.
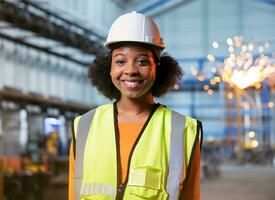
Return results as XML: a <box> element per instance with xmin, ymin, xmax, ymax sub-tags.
<box><xmin>127</xmin><ymin>166</ymin><xmax>162</xmax><ymax>199</ymax></box>
<box><xmin>129</xmin><ymin>187</ymin><xmax>158</xmax><ymax>199</ymax></box>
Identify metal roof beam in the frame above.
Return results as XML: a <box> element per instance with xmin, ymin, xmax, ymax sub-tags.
<box><xmin>0</xmin><ymin>31</ymin><xmax>90</xmax><ymax>66</ymax></box>
<box><xmin>139</xmin><ymin>0</ymin><xmax>170</xmax><ymax>13</ymax></box>
<box><xmin>0</xmin><ymin>0</ymin><xmax>105</xmax><ymax>54</ymax></box>
<box><xmin>20</xmin><ymin>0</ymin><xmax>105</xmax><ymax>40</ymax></box>
<box><xmin>139</xmin><ymin>0</ymin><xmax>195</xmax><ymax>17</ymax></box>
<box><xmin>254</xmin><ymin>0</ymin><xmax>275</xmax><ymax>6</ymax></box>
<box><xmin>0</xmin><ymin>88</ymin><xmax>92</xmax><ymax>113</ymax></box>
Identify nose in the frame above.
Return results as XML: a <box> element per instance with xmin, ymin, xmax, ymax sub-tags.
<box><xmin>124</xmin><ymin>62</ymin><xmax>138</xmax><ymax>76</ymax></box>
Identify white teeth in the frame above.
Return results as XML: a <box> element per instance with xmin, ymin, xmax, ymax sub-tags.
<box><xmin>126</xmin><ymin>81</ymin><xmax>138</xmax><ymax>86</ymax></box>
<box><xmin>123</xmin><ymin>80</ymin><xmax>142</xmax><ymax>87</ymax></box>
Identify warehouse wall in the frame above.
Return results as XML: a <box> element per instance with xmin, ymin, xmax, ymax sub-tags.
<box><xmin>0</xmin><ymin>40</ymin><xmax>110</xmax><ymax>106</ymax></box>
<box><xmin>44</xmin><ymin>0</ymin><xmax>123</xmax><ymax>36</ymax></box>
<box><xmin>151</xmin><ymin>0</ymin><xmax>275</xmax><ymax>58</ymax></box>
<box><xmin>0</xmin><ymin>0</ymin><xmax>125</xmax><ymax>106</ymax></box>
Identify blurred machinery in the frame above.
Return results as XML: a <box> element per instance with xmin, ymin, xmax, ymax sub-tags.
<box><xmin>201</xmin><ymin>140</ymin><xmax>222</xmax><ymax>181</ymax></box>
<box><xmin>172</xmin><ymin>35</ymin><xmax>275</xmax><ymax>167</ymax></box>
<box><xmin>208</xmin><ymin>36</ymin><xmax>274</xmax><ymax>164</ymax></box>
<box><xmin>221</xmin><ymin>36</ymin><xmax>274</xmax><ymax>164</ymax></box>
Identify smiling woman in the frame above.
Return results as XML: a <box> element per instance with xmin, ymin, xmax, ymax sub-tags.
<box><xmin>69</xmin><ymin>11</ymin><xmax>203</xmax><ymax>200</ymax></box>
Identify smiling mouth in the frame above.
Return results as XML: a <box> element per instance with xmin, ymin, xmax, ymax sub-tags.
<box><xmin>122</xmin><ymin>80</ymin><xmax>144</xmax><ymax>88</ymax></box>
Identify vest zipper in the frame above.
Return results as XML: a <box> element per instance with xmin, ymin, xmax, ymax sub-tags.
<box><xmin>113</xmin><ymin>102</ymin><xmax>160</xmax><ymax>200</ymax></box>
<box><xmin>113</xmin><ymin>103</ymin><xmax>123</xmax><ymax>200</ymax></box>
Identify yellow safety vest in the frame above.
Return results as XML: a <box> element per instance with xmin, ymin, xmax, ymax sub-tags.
<box><xmin>72</xmin><ymin>103</ymin><xmax>202</xmax><ymax>200</ymax></box>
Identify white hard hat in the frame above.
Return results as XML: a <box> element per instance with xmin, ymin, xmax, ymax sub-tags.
<box><xmin>104</xmin><ymin>11</ymin><xmax>165</xmax><ymax>50</ymax></box>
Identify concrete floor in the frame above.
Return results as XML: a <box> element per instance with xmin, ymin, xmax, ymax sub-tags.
<box><xmin>201</xmin><ymin>165</ymin><xmax>275</xmax><ymax>200</ymax></box>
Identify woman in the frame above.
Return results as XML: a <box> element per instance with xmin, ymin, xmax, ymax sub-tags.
<box><xmin>69</xmin><ymin>11</ymin><xmax>202</xmax><ymax>200</ymax></box>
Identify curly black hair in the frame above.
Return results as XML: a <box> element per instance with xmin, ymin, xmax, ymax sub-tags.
<box><xmin>88</xmin><ymin>52</ymin><xmax>182</xmax><ymax>100</ymax></box>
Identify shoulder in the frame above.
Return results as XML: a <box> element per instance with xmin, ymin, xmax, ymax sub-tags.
<box><xmin>72</xmin><ymin>103</ymin><xmax>113</xmax><ymax>136</ymax></box>
<box><xmin>162</xmin><ymin>105</ymin><xmax>202</xmax><ymax>131</ymax></box>
<box><xmin>185</xmin><ymin>116</ymin><xmax>200</xmax><ymax>127</ymax></box>
<box><xmin>162</xmin><ymin>105</ymin><xmax>203</xmax><ymax>150</ymax></box>
<box><xmin>79</xmin><ymin>103</ymin><xmax>113</xmax><ymax>118</ymax></box>
<box><xmin>94</xmin><ymin>103</ymin><xmax>113</xmax><ymax>112</ymax></box>
<box><xmin>160</xmin><ymin>104</ymin><xmax>199</xmax><ymax>123</ymax></box>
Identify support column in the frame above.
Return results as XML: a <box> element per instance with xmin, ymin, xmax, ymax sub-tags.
<box><xmin>261</xmin><ymin>79</ymin><xmax>271</xmax><ymax>149</ymax></box>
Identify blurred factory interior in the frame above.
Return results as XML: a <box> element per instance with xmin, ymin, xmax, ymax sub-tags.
<box><xmin>0</xmin><ymin>0</ymin><xmax>275</xmax><ymax>199</ymax></box>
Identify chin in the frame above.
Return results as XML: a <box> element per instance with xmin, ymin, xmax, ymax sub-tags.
<box><xmin>124</xmin><ymin>93</ymin><xmax>142</xmax><ymax>99</ymax></box>
<box><xmin>123</xmin><ymin>91</ymin><xmax>150</xmax><ymax>100</ymax></box>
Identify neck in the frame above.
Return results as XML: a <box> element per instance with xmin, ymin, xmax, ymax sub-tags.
<box><xmin>116</xmin><ymin>94</ymin><xmax>155</xmax><ymax>116</ymax></box>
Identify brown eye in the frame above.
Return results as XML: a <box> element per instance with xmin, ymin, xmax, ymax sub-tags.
<box><xmin>115</xmin><ymin>59</ymin><xmax>126</xmax><ymax>65</ymax></box>
<box><xmin>137</xmin><ymin>59</ymin><xmax>150</xmax><ymax>66</ymax></box>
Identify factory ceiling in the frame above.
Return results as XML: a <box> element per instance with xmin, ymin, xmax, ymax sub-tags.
<box><xmin>0</xmin><ymin>0</ymin><xmax>106</xmax><ymax>67</ymax></box>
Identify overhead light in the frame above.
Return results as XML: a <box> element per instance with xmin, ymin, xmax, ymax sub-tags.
<box><xmin>268</xmin><ymin>102</ymin><xmax>274</xmax><ymax>108</ymax></box>
<box><xmin>203</xmin><ymin>85</ymin><xmax>209</xmax><ymax>91</ymax></box>
<box><xmin>248</xmin><ymin>131</ymin><xmax>255</xmax><ymax>138</ymax></box>
<box><xmin>207</xmin><ymin>54</ymin><xmax>215</xmax><ymax>62</ymax></box>
<box><xmin>227</xmin><ymin>38</ymin><xmax>233</xmax><ymax>46</ymax></box>
<box><xmin>227</xmin><ymin>92</ymin><xmax>234</xmax><ymax>99</ymax></box>
<box><xmin>252</xmin><ymin>140</ymin><xmax>258</xmax><ymax>148</ymax></box>
<box><xmin>207</xmin><ymin>89</ymin><xmax>213</xmax><ymax>95</ymax></box>
<box><xmin>212</xmin><ymin>41</ymin><xmax>219</xmax><ymax>48</ymax></box>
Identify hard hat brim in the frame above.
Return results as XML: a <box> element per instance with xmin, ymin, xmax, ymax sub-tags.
<box><xmin>105</xmin><ymin>41</ymin><xmax>162</xmax><ymax>60</ymax></box>
<box><xmin>104</xmin><ymin>40</ymin><xmax>165</xmax><ymax>50</ymax></box>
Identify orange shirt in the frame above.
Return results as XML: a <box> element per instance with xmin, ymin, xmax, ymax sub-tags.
<box><xmin>68</xmin><ymin>143</ymin><xmax>75</xmax><ymax>200</ymax></box>
<box><xmin>118</xmin><ymin>122</ymin><xmax>144</xmax><ymax>182</ymax></box>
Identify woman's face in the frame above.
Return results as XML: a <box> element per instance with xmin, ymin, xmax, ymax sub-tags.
<box><xmin>110</xmin><ymin>45</ymin><xmax>157</xmax><ymax>100</ymax></box>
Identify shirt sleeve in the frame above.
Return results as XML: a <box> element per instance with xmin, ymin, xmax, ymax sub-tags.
<box><xmin>68</xmin><ymin>142</ymin><xmax>75</xmax><ymax>200</ymax></box>
<box><xmin>179</xmin><ymin>138</ymin><xmax>201</xmax><ymax>200</ymax></box>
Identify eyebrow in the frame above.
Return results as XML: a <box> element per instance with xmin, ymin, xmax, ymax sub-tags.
<box><xmin>137</xmin><ymin>54</ymin><xmax>150</xmax><ymax>58</ymax></box>
<box><xmin>113</xmin><ymin>53</ymin><xmax>151</xmax><ymax>58</ymax></box>
<box><xmin>113</xmin><ymin>53</ymin><xmax>124</xmax><ymax>58</ymax></box>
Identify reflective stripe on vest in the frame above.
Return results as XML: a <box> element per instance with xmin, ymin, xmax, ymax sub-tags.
<box><xmin>74</xmin><ymin>109</ymin><xmax>96</xmax><ymax>200</ymax></box>
<box><xmin>80</xmin><ymin>183</ymin><xmax>116</xmax><ymax>198</ymax></box>
<box><xmin>166</xmin><ymin>111</ymin><xmax>185</xmax><ymax>199</ymax></box>
<box><xmin>73</xmin><ymin>103</ymin><xmax>198</xmax><ymax>200</ymax></box>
